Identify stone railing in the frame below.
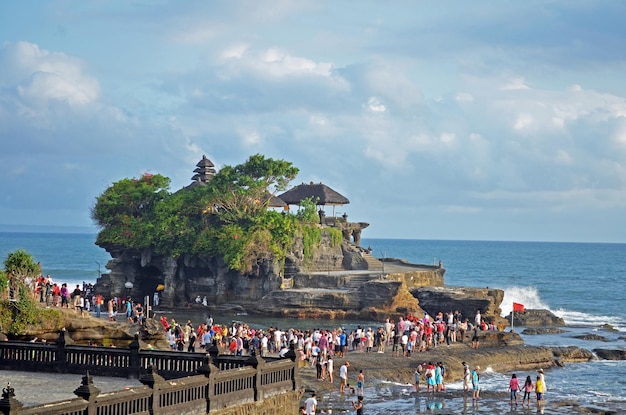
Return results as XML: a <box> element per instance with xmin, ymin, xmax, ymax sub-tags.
<box><xmin>0</xmin><ymin>334</ymin><xmax>300</xmax><ymax>415</ymax></box>
<box><xmin>0</xmin><ymin>330</ymin><xmax>211</xmax><ymax>379</ymax></box>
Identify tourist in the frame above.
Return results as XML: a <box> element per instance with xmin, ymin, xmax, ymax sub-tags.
<box><xmin>73</xmin><ymin>291</ymin><xmax>82</xmax><ymax>314</ymax></box>
<box><xmin>59</xmin><ymin>283</ymin><xmax>69</xmax><ymax>308</ymax></box>
<box><xmin>522</xmin><ymin>375</ymin><xmax>533</xmax><ymax>407</ymax></box>
<box><xmin>535</xmin><ymin>375</ymin><xmax>544</xmax><ymax>406</ymax></box>
<box><xmin>471</xmin><ymin>325</ymin><xmax>480</xmax><ymax>349</ymax></box>
<box><xmin>187</xmin><ymin>330</ymin><xmax>196</xmax><ymax>352</ymax></box>
<box><xmin>125</xmin><ymin>298</ymin><xmax>133</xmax><ymax>323</ymax></box>
<box><xmin>392</xmin><ymin>329</ymin><xmax>400</xmax><ymax>357</ymax></box>
<box><xmin>472</xmin><ymin>366</ymin><xmax>480</xmax><ymax>402</ymax></box>
<box><xmin>401</xmin><ymin>331</ymin><xmax>408</xmax><ymax>357</ymax></box>
<box><xmin>356</xmin><ymin>369</ymin><xmax>364</xmax><ymax>398</ymax></box>
<box><xmin>538</xmin><ymin>368</ymin><xmax>547</xmax><ymax>401</ymax></box>
<box><xmin>153</xmin><ymin>291</ymin><xmax>159</xmax><ymax>306</ymax></box>
<box><xmin>474</xmin><ymin>310</ymin><xmax>482</xmax><ymax>327</ymax></box>
<box><xmin>94</xmin><ymin>294</ymin><xmax>102</xmax><ymax>318</ymax></box>
<box><xmin>425</xmin><ymin>362</ymin><xmax>436</xmax><ymax>393</ymax></box>
<box><xmin>339</xmin><ymin>361</ymin><xmax>350</xmax><ymax>393</ymax></box>
<box><xmin>304</xmin><ymin>393</ymin><xmax>317</xmax><ymax>415</ymax></box>
<box><xmin>458</xmin><ymin>319</ymin><xmax>468</xmax><ymax>343</ymax></box>
<box><xmin>509</xmin><ymin>373</ymin><xmax>520</xmax><ymax>405</ymax></box>
<box><xmin>414</xmin><ymin>364</ymin><xmax>422</xmax><ymax>392</ymax></box>
<box><xmin>438</xmin><ymin>362</ymin><xmax>446</xmax><ymax>391</ymax></box>
<box><xmin>434</xmin><ymin>362</ymin><xmax>443</xmax><ymax>392</ymax></box>
<box><xmin>327</xmin><ymin>356</ymin><xmax>334</xmax><ymax>383</ymax></box>
<box><xmin>462</xmin><ymin>361</ymin><xmax>470</xmax><ymax>392</ymax></box>
<box><xmin>52</xmin><ymin>283</ymin><xmax>60</xmax><ymax>307</ymax></box>
<box><xmin>107</xmin><ymin>298</ymin><xmax>115</xmax><ymax>321</ymax></box>
<box><xmin>351</xmin><ymin>395</ymin><xmax>363</xmax><ymax>415</ymax></box>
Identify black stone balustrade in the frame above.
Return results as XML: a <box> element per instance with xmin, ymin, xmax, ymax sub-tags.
<box><xmin>0</xmin><ymin>334</ymin><xmax>300</xmax><ymax>415</ymax></box>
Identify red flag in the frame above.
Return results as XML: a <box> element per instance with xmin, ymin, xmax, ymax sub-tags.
<box><xmin>513</xmin><ymin>302</ymin><xmax>525</xmax><ymax>313</ymax></box>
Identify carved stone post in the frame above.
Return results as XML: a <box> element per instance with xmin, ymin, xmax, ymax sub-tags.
<box><xmin>0</xmin><ymin>382</ymin><xmax>23</xmax><ymax>415</ymax></box>
<box><xmin>198</xmin><ymin>352</ymin><xmax>220</xmax><ymax>414</ymax></box>
<box><xmin>128</xmin><ymin>333</ymin><xmax>141</xmax><ymax>379</ymax></box>
<box><xmin>139</xmin><ymin>365</ymin><xmax>165</xmax><ymax>415</ymax></box>
<box><xmin>74</xmin><ymin>372</ymin><xmax>101</xmax><ymax>415</ymax></box>
<box><xmin>55</xmin><ymin>328</ymin><xmax>68</xmax><ymax>373</ymax></box>
<box><xmin>284</xmin><ymin>343</ymin><xmax>299</xmax><ymax>391</ymax></box>
<box><xmin>246</xmin><ymin>349</ymin><xmax>264</xmax><ymax>402</ymax></box>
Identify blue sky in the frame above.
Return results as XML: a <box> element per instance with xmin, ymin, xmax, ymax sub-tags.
<box><xmin>1</xmin><ymin>1</ymin><xmax>625</xmax><ymax>242</ymax></box>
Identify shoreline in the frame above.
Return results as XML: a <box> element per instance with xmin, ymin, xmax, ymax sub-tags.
<box><xmin>296</xmin><ymin>342</ymin><xmax>620</xmax><ymax>415</ymax></box>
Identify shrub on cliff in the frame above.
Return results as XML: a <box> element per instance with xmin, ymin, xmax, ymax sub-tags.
<box><xmin>91</xmin><ymin>154</ymin><xmax>326</xmax><ymax>274</ymax></box>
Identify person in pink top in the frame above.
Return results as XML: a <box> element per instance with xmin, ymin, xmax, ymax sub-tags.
<box><xmin>509</xmin><ymin>374</ymin><xmax>520</xmax><ymax>405</ymax></box>
<box><xmin>522</xmin><ymin>375</ymin><xmax>533</xmax><ymax>408</ymax></box>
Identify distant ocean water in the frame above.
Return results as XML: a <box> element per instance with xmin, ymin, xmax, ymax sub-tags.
<box><xmin>0</xmin><ymin>232</ymin><xmax>111</xmax><ymax>287</ymax></box>
<box><xmin>0</xmin><ymin>233</ymin><xmax>625</xmax><ymax>412</ymax></box>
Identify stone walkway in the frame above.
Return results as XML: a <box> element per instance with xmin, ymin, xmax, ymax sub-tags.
<box><xmin>0</xmin><ymin>370</ymin><xmax>142</xmax><ymax>407</ymax></box>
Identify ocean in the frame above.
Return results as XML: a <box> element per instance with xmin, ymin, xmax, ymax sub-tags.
<box><xmin>0</xmin><ymin>232</ymin><xmax>625</xmax><ymax>413</ymax></box>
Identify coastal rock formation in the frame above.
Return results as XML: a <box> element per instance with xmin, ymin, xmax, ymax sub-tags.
<box><xmin>411</xmin><ymin>286</ymin><xmax>508</xmax><ymax>329</ymax></box>
<box><xmin>95</xmin><ymin>234</ymin><xmax>446</xmax><ymax>320</ymax></box>
<box><xmin>550</xmin><ymin>346</ymin><xmax>594</xmax><ymax>363</ymax></box>
<box><xmin>593</xmin><ymin>348</ymin><xmax>626</xmax><ymax>360</ymax></box>
<box><xmin>251</xmin><ymin>278</ymin><xmax>423</xmax><ymax>320</ymax></box>
<box><xmin>522</xmin><ymin>327</ymin><xmax>567</xmax><ymax>335</ymax></box>
<box><xmin>505</xmin><ymin>309</ymin><xmax>565</xmax><ymax>326</ymax></box>
<box><xmin>10</xmin><ymin>308</ymin><xmax>169</xmax><ymax>349</ymax></box>
<box><xmin>574</xmin><ymin>334</ymin><xmax>609</xmax><ymax>341</ymax></box>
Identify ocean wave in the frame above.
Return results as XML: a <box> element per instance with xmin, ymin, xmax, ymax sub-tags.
<box><xmin>552</xmin><ymin>309</ymin><xmax>626</xmax><ymax>332</ymax></box>
<box><xmin>501</xmin><ymin>286</ymin><xmax>626</xmax><ymax>332</ymax></box>
<box><xmin>501</xmin><ymin>286</ymin><xmax>549</xmax><ymax>315</ymax></box>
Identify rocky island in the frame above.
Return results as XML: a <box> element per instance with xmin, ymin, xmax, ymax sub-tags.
<box><xmin>92</xmin><ymin>154</ymin><xmax>511</xmax><ymax>327</ymax></box>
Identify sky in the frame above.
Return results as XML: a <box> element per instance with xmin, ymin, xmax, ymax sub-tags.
<box><xmin>0</xmin><ymin>1</ymin><xmax>625</xmax><ymax>243</ymax></box>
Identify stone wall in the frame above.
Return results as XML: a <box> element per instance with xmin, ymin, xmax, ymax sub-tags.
<box><xmin>210</xmin><ymin>390</ymin><xmax>302</xmax><ymax>415</ymax></box>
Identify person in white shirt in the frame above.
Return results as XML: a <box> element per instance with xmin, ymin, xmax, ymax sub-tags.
<box><xmin>339</xmin><ymin>361</ymin><xmax>350</xmax><ymax>392</ymax></box>
<box><xmin>260</xmin><ymin>334</ymin><xmax>268</xmax><ymax>357</ymax></box>
<box><xmin>304</xmin><ymin>393</ymin><xmax>317</xmax><ymax>415</ymax></box>
<box><xmin>475</xmin><ymin>310</ymin><xmax>482</xmax><ymax>327</ymax></box>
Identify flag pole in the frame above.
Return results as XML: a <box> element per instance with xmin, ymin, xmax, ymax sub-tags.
<box><xmin>511</xmin><ymin>309</ymin><xmax>514</xmax><ymax>331</ymax></box>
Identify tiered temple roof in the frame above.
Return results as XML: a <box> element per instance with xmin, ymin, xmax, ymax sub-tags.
<box><xmin>190</xmin><ymin>155</ymin><xmax>216</xmax><ymax>186</ymax></box>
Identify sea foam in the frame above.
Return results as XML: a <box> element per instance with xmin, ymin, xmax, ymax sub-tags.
<box><xmin>502</xmin><ymin>286</ymin><xmax>626</xmax><ymax>331</ymax></box>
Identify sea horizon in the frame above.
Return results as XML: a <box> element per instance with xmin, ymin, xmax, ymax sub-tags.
<box><xmin>1</xmin><ymin>225</ymin><xmax>624</xmax><ymax>245</ymax></box>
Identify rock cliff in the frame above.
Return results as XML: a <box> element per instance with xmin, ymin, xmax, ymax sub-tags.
<box><xmin>94</xmin><ymin>233</ymin><xmax>447</xmax><ymax>320</ymax></box>
<box><xmin>504</xmin><ymin>308</ymin><xmax>565</xmax><ymax>326</ymax></box>
<box><xmin>411</xmin><ymin>286</ymin><xmax>509</xmax><ymax>329</ymax></box>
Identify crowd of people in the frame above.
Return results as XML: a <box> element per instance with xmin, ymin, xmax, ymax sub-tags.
<box><xmin>150</xmin><ymin>309</ymin><xmax>542</xmax><ymax>414</ymax></box>
<box><xmin>26</xmin><ymin>278</ymin><xmax>548</xmax><ymax>411</ymax></box>
<box><xmin>30</xmin><ymin>274</ymin><xmax>149</xmax><ymax>325</ymax></box>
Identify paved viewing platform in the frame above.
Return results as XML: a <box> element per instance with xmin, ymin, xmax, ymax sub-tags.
<box><xmin>0</xmin><ymin>370</ymin><xmax>142</xmax><ymax>407</ymax></box>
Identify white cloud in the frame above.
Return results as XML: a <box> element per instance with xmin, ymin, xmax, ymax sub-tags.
<box><xmin>366</xmin><ymin>96</ymin><xmax>386</xmax><ymax>112</ymax></box>
<box><xmin>455</xmin><ymin>92</ymin><xmax>474</xmax><ymax>103</ymax></box>
<box><xmin>500</xmin><ymin>77</ymin><xmax>530</xmax><ymax>91</ymax></box>
<box><xmin>0</xmin><ymin>42</ymin><xmax>100</xmax><ymax>108</ymax></box>
<box><xmin>513</xmin><ymin>113</ymin><xmax>534</xmax><ymax>130</ymax></box>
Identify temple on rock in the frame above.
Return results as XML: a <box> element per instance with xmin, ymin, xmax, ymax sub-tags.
<box><xmin>91</xmin><ymin>156</ymin><xmax>516</xmax><ymax>325</ymax></box>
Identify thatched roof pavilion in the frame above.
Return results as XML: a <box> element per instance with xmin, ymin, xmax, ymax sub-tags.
<box><xmin>278</xmin><ymin>182</ymin><xmax>349</xmax><ymax>216</ymax></box>
<box><xmin>265</xmin><ymin>193</ymin><xmax>287</xmax><ymax>208</ymax></box>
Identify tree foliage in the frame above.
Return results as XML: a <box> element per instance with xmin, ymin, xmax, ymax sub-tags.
<box><xmin>3</xmin><ymin>249</ymin><xmax>40</xmax><ymax>285</ymax></box>
<box><xmin>0</xmin><ymin>250</ymin><xmax>62</xmax><ymax>335</ymax></box>
<box><xmin>91</xmin><ymin>154</ymin><xmax>325</xmax><ymax>274</ymax></box>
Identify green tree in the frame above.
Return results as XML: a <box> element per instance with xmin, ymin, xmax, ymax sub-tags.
<box><xmin>91</xmin><ymin>154</ymin><xmax>326</xmax><ymax>274</ymax></box>
<box><xmin>91</xmin><ymin>173</ymin><xmax>170</xmax><ymax>248</ymax></box>
<box><xmin>3</xmin><ymin>249</ymin><xmax>40</xmax><ymax>286</ymax></box>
